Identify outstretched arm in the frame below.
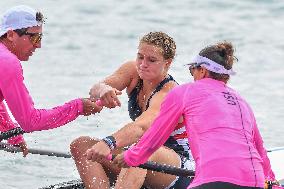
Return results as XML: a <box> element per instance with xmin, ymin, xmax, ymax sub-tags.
<box><xmin>0</xmin><ymin>58</ymin><xmax>99</xmax><ymax>132</ymax></box>
<box><xmin>123</xmin><ymin>90</ymin><xmax>183</xmax><ymax>166</ymax></box>
<box><xmin>115</xmin><ymin>89</ymin><xmax>184</xmax><ymax>167</ymax></box>
<box><xmin>89</xmin><ymin>61</ymin><xmax>138</xmax><ymax>108</ymax></box>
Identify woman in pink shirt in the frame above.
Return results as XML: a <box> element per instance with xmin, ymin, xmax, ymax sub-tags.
<box><xmin>111</xmin><ymin>42</ymin><xmax>275</xmax><ymax>189</ymax></box>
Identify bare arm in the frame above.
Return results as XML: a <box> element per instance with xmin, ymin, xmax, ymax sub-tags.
<box><xmin>103</xmin><ymin>61</ymin><xmax>138</xmax><ymax>91</ymax></box>
<box><xmin>89</xmin><ymin>61</ymin><xmax>138</xmax><ymax>108</ymax></box>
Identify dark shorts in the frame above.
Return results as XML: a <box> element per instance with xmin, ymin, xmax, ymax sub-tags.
<box><xmin>190</xmin><ymin>182</ymin><xmax>264</xmax><ymax>189</ymax></box>
<box><xmin>168</xmin><ymin>176</ymin><xmax>193</xmax><ymax>189</ymax></box>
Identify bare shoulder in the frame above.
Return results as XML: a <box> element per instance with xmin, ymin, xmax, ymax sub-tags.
<box><xmin>148</xmin><ymin>81</ymin><xmax>178</xmax><ymax>109</ymax></box>
<box><xmin>103</xmin><ymin>60</ymin><xmax>139</xmax><ymax>91</ymax></box>
<box><xmin>160</xmin><ymin>80</ymin><xmax>178</xmax><ymax>94</ymax></box>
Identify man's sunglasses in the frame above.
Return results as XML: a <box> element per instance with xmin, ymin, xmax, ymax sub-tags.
<box><xmin>14</xmin><ymin>29</ymin><xmax>43</xmax><ymax>45</ymax></box>
<box><xmin>23</xmin><ymin>32</ymin><xmax>43</xmax><ymax>45</ymax></box>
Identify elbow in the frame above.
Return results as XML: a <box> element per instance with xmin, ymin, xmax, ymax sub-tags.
<box><xmin>19</xmin><ymin>121</ymin><xmax>33</xmax><ymax>132</ymax></box>
<box><xmin>17</xmin><ymin>111</ymin><xmax>37</xmax><ymax>133</ymax></box>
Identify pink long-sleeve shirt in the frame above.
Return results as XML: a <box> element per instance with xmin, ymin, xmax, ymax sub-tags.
<box><xmin>0</xmin><ymin>101</ymin><xmax>24</xmax><ymax>145</ymax></box>
<box><xmin>0</xmin><ymin>43</ymin><xmax>83</xmax><ymax>133</ymax></box>
<box><xmin>124</xmin><ymin>78</ymin><xmax>275</xmax><ymax>188</ymax></box>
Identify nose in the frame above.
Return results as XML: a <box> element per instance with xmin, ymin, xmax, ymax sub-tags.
<box><xmin>140</xmin><ymin>58</ymin><xmax>149</xmax><ymax>67</ymax></box>
<box><xmin>34</xmin><ymin>41</ymin><xmax>42</xmax><ymax>48</ymax></box>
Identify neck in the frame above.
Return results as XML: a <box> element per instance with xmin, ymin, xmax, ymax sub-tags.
<box><xmin>142</xmin><ymin>74</ymin><xmax>168</xmax><ymax>93</ymax></box>
<box><xmin>0</xmin><ymin>39</ymin><xmax>13</xmax><ymax>52</ymax></box>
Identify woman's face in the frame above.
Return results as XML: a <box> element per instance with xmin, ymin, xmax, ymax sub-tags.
<box><xmin>136</xmin><ymin>43</ymin><xmax>170</xmax><ymax>80</ymax></box>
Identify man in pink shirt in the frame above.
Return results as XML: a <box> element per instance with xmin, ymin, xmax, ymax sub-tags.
<box><xmin>0</xmin><ymin>5</ymin><xmax>101</xmax><ymax>156</ymax></box>
<box><xmin>106</xmin><ymin>42</ymin><xmax>276</xmax><ymax>188</ymax></box>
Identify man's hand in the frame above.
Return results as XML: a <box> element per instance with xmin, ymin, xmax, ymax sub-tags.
<box><xmin>81</xmin><ymin>98</ymin><xmax>102</xmax><ymax>116</ymax></box>
<box><xmin>18</xmin><ymin>141</ymin><xmax>28</xmax><ymax>157</ymax></box>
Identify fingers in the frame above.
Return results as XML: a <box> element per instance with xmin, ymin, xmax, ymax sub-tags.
<box><xmin>100</xmin><ymin>89</ymin><xmax>121</xmax><ymax>108</ymax></box>
<box><xmin>19</xmin><ymin>142</ymin><xmax>29</xmax><ymax>157</ymax></box>
<box><xmin>84</xmin><ymin>142</ymin><xmax>112</xmax><ymax>162</ymax></box>
<box><xmin>22</xmin><ymin>148</ymin><xmax>29</xmax><ymax>157</ymax></box>
<box><xmin>82</xmin><ymin>98</ymin><xmax>103</xmax><ymax>116</ymax></box>
<box><xmin>89</xmin><ymin>83</ymin><xmax>122</xmax><ymax>108</ymax></box>
<box><xmin>113</xmin><ymin>153</ymin><xmax>129</xmax><ymax>168</ymax></box>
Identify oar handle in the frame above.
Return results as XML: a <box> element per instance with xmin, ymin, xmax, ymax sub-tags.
<box><xmin>0</xmin><ymin>127</ymin><xmax>25</xmax><ymax>141</ymax></box>
<box><xmin>110</xmin><ymin>154</ymin><xmax>194</xmax><ymax>177</ymax></box>
<box><xmin>0</xmin><ymin>142</ymin><xmax>71</xmax><ymax>158</ymax></box>
<box><xmin>139</xmin><ymin>161</ymin><xmax>194</xmax><ymax>177</ymax></box>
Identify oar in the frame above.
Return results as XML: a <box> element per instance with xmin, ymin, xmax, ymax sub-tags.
<box><xmin>0</xmin><ymin>142</ymin><xmax>72</xmax><ymax>158</ymax></box>
<box><xmin>0</xmin><ymin>141</ymin><xmax>195</xmax><ymax>177</ymax></box>
<box><xmin>0</xmin><ymin>127</ymin><xmax>25</xmax><ymax>141</ymax></box>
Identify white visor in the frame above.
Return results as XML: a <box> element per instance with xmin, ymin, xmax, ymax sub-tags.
<box><xmin>189</xmin><ymin>55</ymin><xmax>236</xmax><ymax>75</ymax></box>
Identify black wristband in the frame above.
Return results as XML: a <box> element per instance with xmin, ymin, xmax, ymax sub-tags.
<box><xmin>102</xmin><ymin>136</ymin><xmax>116</xmax><ymax>150</ymax></box>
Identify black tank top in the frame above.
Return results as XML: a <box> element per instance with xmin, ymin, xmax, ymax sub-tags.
<box><xmin>127</xmin><ymin>75</ymin><xmax>191</xmax><ymax>158</ymax></box>
<box><xmin>128</xmin><ymin>75</ymin><xmax>175</xmax><ymax>121</ymax></box>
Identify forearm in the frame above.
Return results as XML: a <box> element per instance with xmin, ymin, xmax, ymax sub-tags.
<box><xmin>113</xmin><ymin>122</ymin><xmax>146</xmax><ymax>148</ymax></box>
<box><xmin>2</xmin><ymin>68</ymin><xmax>84</xmax><ymax>132</ymax></box>
<box><xmin>124</xmin><ymin>113</ymin><xmax>178</xmax><ymax>166</ymax></box>
<box><xmin>20</xmin><ymin>98</ymin><xmax>83</xmax><ymax>132</ymax></box>
<box><xmin>124</xmin><ymin>90</ymin><xmax>183</xmax><ymax>166</ymax></box>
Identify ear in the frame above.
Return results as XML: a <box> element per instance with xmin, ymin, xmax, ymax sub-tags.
<box><xmin>165</xmin><ymin>58</ymin><xmax>173</xmax><ymax>68</ymax></box>
<box><xmin>200</xmin><ymin>67</ymin><xmax>209</xmax><ymax>78</ymax></box>
<box><xmin>6</xmin><ymin>30</ymin><xmax>17</xmax><ymax>42</ymax></box>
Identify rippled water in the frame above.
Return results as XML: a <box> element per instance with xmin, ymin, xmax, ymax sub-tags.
<box><xmin>1</xmin><ymin>0</ymin><xmax>284</xmax><ymax>188</ymax></box>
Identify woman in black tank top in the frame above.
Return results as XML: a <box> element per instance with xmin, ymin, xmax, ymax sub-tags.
<box><xmin>70</xmin><ymin>31</ymin><xmax>194</xmax><ymax>189</ymax></box>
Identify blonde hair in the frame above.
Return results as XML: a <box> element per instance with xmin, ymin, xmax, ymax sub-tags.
<box><xmin>140</xmin><ymin>31</ymin><xmax>176</xmax><ymax>60</ymax></box>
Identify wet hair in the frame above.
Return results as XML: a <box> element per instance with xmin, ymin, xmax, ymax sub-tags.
<box><xmin>199</xmin><ymin>41</ymin><xmax>237</xmax><ymax>82</ymax></box>
<box><xmin>139</xmin><ymin>31</ymin><xmax>176</xmax><ymax>60</ymax></box>
<box><xmin>0</xmin><ymin>11</ymin><xmax>45</xmax><ymax>40</ymax></box>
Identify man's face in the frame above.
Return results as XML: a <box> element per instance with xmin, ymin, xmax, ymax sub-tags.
<box><xmin>12</xmin><ymin>25</ymin><xmax>42</xmax><ymax>61</ymax></box>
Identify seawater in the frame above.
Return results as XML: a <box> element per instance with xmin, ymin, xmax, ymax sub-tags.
<box><xmin>0</xmin><ymin>0</ymin><xmax>284</xmax><ymax>188</ymax></box>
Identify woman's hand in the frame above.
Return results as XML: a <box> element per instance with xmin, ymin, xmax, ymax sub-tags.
<box><xmin>81</xmin><ymin>98</ymin><xmax>103</xmax><ymax>116</ymax></box>
<box><xmin>18</xmin><ymin>141</ymin><xmax>28</xmax><ymax>157</ymax></box>
<box><xmin>85</xmin><ymin>141</ymin><xmax>111</xmax><ymax>162</ymax></box>
<box><xmin>113</xmin><ymin>152</ymin><xmax>130</xmax><ymax>168</ymax></box>
<box><xmin>89</xmin><ymin>83</ymin><xmax>122</xmax><ymax>108</ymax></box>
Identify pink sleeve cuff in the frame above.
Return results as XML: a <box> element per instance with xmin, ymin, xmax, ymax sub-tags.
<box><xmin>76</xmin><ymin>98</ymin><xmax>84</xmax><ymax>115</ymax></box>
<box><xmin>124</xmin><ymin>150</ymin><xmax>141</xmax><ymax>167</ymax></box>
<box><xmin>124</xmin><ymin>150</ymin><xmax>133</xmax><ymax>166</ymax></box>
<box><xmin>7</xmin><ymin>135</ymin><xmax>25</xmax><ymax>145</ymax></box>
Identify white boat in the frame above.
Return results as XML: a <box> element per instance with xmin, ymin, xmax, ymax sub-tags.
<box><xmin>268</xmin><ymin>147</ymin><xmax>284</xmax><ymax>187</ymax></box>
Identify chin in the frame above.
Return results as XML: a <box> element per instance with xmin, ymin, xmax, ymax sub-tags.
<box><xmin>20</xmin><ymin>57</ymin><xmax>29</xmax><ymax>61</ymax></box>
<box><xmin>138</xmin><ymin>73</ymin><xmax>148</xmax><ymax>80</ymax></box>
